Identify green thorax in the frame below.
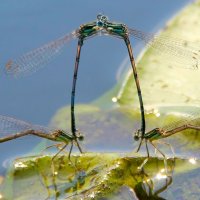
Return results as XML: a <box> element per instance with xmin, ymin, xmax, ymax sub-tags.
<box><xmin>143</xmin><ymin>128</ymin><xmax>163</xmax><ymax>141</ymax></box>
<box><xmin>78</xmin><ymin>21</ymin><xmax>98</xmax><ymax>39</ymax></box>
<box><xmin>105</xmin><ymin>22</ymin><xmax>127</xmax><ymax>38</ymax></box>
<box><xmin>78</xmin><ymin>14</ymin><xmax>128</xmax><ymax>39</ymax></box>
<box><xmin>53</xmin><ymin>130</ymin><xmax>74</xmax><ymax>143</ymax></box>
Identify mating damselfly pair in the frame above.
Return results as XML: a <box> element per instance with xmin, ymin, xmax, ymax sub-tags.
<box><xmin>2</xmin><ymin>14</ymin><xmax>200</xmax><ymax>162</ymax></box>
<box><xmin>0</xmin><ymin>110</ymin><xmax>200</xmax><ymax>164</ymax></box>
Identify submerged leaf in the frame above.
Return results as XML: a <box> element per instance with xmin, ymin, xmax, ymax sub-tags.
<box><xmin>0</xmin><ymin>153</ymin><xmax>199</xmax><ymax>199</ymax></box>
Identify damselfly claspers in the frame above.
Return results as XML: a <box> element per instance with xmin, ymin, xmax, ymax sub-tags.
<box><xmin>134</xmin><ymin>111</ymin><xmax>200</xmax><ymax>169</ymax></box>
<box><xmin>5</xmin><ymin>14</ymin><xmax>200</xmax><ymax>141</ymax></box>
<box><xmin>0</xmin><ymin>115</ymin><xmax>84</xmax><ymax>158</ymax></box>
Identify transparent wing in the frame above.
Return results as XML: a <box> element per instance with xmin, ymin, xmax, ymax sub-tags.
<box><xmin>161</xmin><ymin>110</ymin><xmax>200</xmax><ymax>132</ymax></box>
<box><xmin>0</xmin><ymin>115</ymin><xmax>50</xmax><ymax>137</ymax></box>
<box><xmin>5</xmin><ymin>30</ymin><xmax>79</xmax><ymax>77</ymax></box>
<box><xmin>128</xmin><ymin>28</ymin><xmax>200</xmax><ymax>69</ymax></box>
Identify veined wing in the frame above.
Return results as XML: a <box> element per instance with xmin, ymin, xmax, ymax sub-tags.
<box><xmin>5</xmin><ymin>30</ymin><xmax>79</xmax><ymax>77</ymax></box>
<box><xmin>161</xmin><ymin>110</ymin><xmax>200</xmax><ymax>132</ymax></box>
<box><xmin>128</xmin><ymin>27</ymin><xmax>200</xmax><ymax>69</ymax></box>
<box><xmin>0</xmin><ymin>115</ymin><xmax>50</xmax><ymax>137</ymax></box>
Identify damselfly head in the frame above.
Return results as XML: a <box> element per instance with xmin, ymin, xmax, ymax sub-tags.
<box><xmin>96</xmin><ymin>14</ymin><xmax>108</xmax><ymax>27</ymax></box>
<box><xmin>75</xmin><ymin>129</ymin><xmax>84</xmax><ymax>141</ymax></box>
<box><xmin>134</xmin><ymin>129</ymin><xmax>142</xmax><ymax>141</ymax></box>
<box><xmin>78</xmin><ymin>134</ymin><xmax>84</xmax><ymax>141</ymax></box>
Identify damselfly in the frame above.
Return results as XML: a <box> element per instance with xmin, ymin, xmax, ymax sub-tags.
<box><xmin>5</xmin><ymin>14</ymin><xmax>200</xmax><ymax>141</ymax></box>
<box><xmin>134</xmin><ymin>111</ymin><xmax>200</xmax><ymax>169</ymax></box>
<box><xmin>0</xmin><ymin>115</ymin><xmax>84</xmax><ymax>158</ymax></box>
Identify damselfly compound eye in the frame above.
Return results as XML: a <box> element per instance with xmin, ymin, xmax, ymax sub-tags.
<box><xmin>134</xmin><ymin>130</ymin><xmax>141</xmax><ymax>141</ymax></box>
<box><xmin>97</xmin><ymin>14</ymin><xmax>102</xmax><ymax>20</ymax></box>
<box><xmin>134</xmin><ymin>135</ymin><xmax>140</xmax><ymax>141</ymax></box>
<box><xmin>78</xmin><ymin>135</ymin><xmax>84</xmax><ymax>141</ymax></box>
<box><xmin>101</xmin><ymin>15</ymin><xmax>108</xmax><ymax>22</ymax></box>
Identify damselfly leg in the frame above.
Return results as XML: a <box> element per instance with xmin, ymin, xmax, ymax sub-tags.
<box><xmin>0</xmin><ymin>115</ymin><xmax>84</xmax><ymax>159</ymax></box>
<box><xmin>134</xmin><ymin>111</ymin><xmax>200</xmax><ymax>171</ymax></box>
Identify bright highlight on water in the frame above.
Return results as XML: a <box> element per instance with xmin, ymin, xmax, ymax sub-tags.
<box><xmin>134</xmin><ymin>111</ymin><xmax>200</xmax><ymax>168</ymax></box>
